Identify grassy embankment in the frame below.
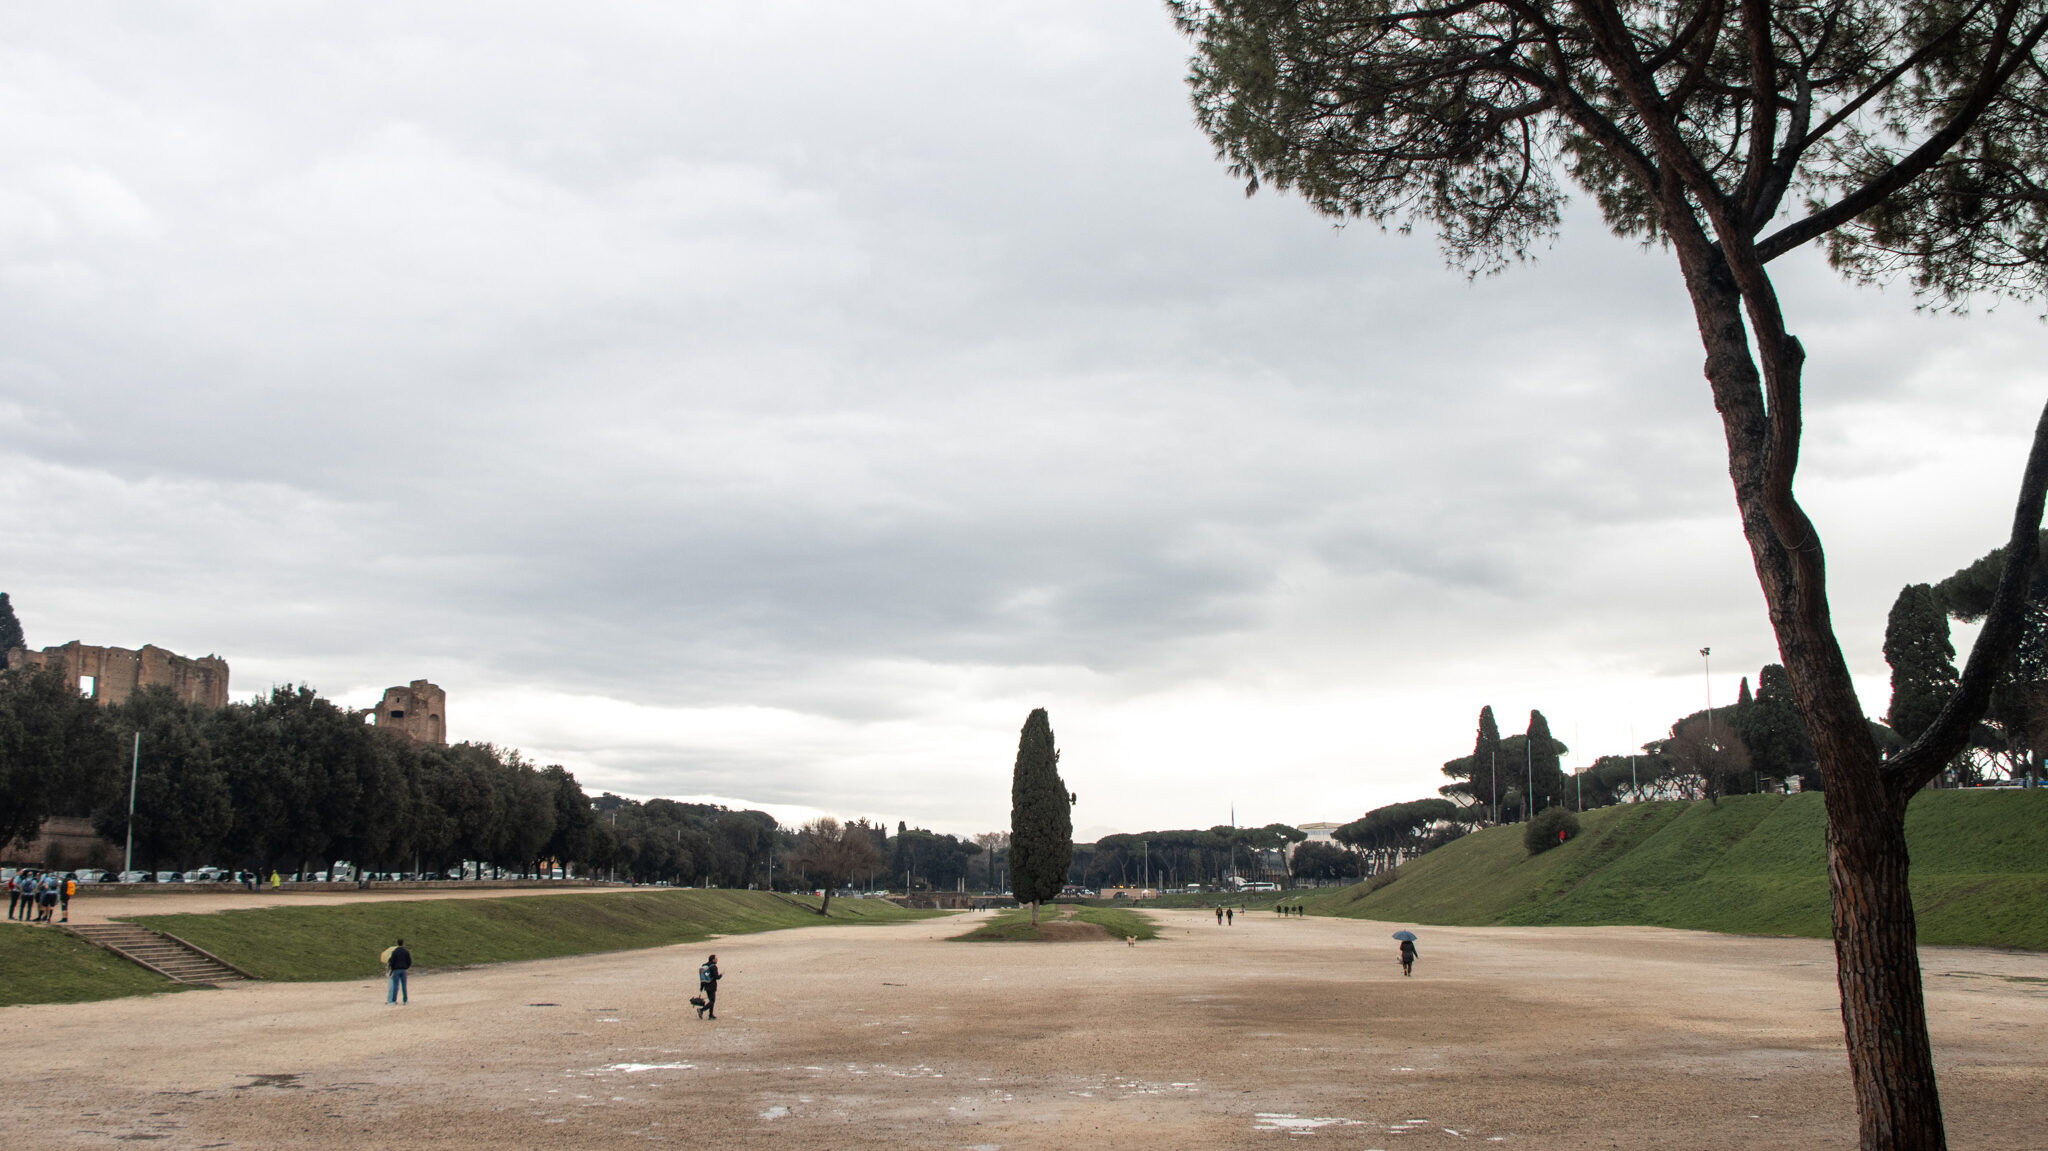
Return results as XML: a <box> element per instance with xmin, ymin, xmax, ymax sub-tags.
<box><xmin>953</xmin><ymin>903</ymin><xmax>1160</xmax><ymax>941</ymax></box>
<box><xmin>1303</xmin><ymin>789</ymin><xmax>2048</xmax><ymax>949</ymax></box>
<box><xmin>0</xmin><ymin>925</ymin><xmax>193</xmax><ymax>1006</ymax></box>
<box><xmin>125</xmin><ymin>889</ymin><xmax>941</xmax><ymax>983</ymax></box>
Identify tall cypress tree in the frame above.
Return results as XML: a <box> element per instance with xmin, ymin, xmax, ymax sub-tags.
<box><xmin>1008</xmin><ymin>707</ymin><xmax>1071</xmax><ymax>926</ymax></box>
<box><xmin>1525</xmin><ymin>710</ymin><xmax>1564</xmax><ymax>818</ymax></box>
<box><xmin>1884</xmin><ymin>583</ymin><xmax>1959</xmax><ymax>745</ymax></box>
<box><xmin>1472</xmin><ymin>706</ymin><xmax>1501</xmax><ymax>822</ymax></box>
<box><xmin>1746</xmin><ymin>664</ymin><xmax>1819</xmax><ymax>791</ymax></box>
<box><xmin>0</xmin><ymin>592</ymin><xmax>23</xmax><ymax>668</ymax></box>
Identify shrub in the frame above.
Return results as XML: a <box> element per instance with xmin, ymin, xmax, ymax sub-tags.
<box><xmin>1524</xmin><ymin>807</ymin><xmax>1581</xmax><ymax>854</ymax></box>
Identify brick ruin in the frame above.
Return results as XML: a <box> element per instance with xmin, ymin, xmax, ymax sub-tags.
<box><xmin>5</xmin><ymin>641</ymin><xmax>230</xmax><ymax>709</ymax></box>
<box><xmin>372</xmin><ymin>679</ymin><xmax>447</xmax><ymax>745</ymax></box>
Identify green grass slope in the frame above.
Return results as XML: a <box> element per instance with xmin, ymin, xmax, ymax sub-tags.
<box><xmin>133</xmin><ymin>889</ymin><xmax>939</xmax><ymax>981</ymax></box>
<box><xmin>0</xmin><ymin>925</ymin><xmax>187</xmax><ymax>1007</ymax></box>
<box><xmin>1306</xmin><ymin>790</ymin><xmax>2048</xmax><ymax>949</ymax></box>
<box><xmin>950</xmin><ymin>904</ymin><xmax>1159</xmax><ymax>942</ymax></box>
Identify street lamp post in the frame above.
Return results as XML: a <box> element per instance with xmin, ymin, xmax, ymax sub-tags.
<box><xmin>1630</xmin><ymin>724</ymin><xmax>1638</xmax><ymax>801</ymax></box>
<box><xmin>123</xmin><ymin>731</ymin><xmax>140</xmax><ymax>877</ymax></box>
<box><xmin>1701</xmin><ymin>647</ymin><xmax>1714</xmax><ymax>747</ymax></box>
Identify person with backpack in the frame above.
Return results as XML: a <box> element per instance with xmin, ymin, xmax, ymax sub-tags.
<box><xmin>60</xmin><ymin>874</ymin><xmax>74</xmax><ymax>922</ymax></box>
<box><xmin>696</xmin><ymin>954</ymin><xmax>721</xmax><ymax>1019</ymax></box>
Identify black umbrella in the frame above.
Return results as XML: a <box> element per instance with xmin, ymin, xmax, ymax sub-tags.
<box><xmin>1391</xmin><ymin>930</ymin><xmax>1417</xmax><ymax>941</ymax></box>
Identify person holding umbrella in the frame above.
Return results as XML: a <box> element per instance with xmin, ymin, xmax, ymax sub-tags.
<box><xmin>381</xmin><ymin>938</ymin><xmax>412</xmax><ymax>1004</ymax></box>
<box><xmin>1393</xmin><ymin>930</ymin><xmax>1417</xmax><ymax>976</ymax></box>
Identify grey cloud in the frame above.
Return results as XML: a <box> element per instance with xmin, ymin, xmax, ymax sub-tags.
<box><xmin>1</xmin><ymin>4</ymin><xmax>2041</xmax><ymax>832</ymax></box>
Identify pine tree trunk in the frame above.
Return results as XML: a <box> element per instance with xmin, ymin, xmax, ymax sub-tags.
<box><xmin>1030</xmin><ymin>899</ymin><xmax>1039</xmax><ymax>926</ymax></box>
<box><xmin>1675</xmin><ymin>233</ymin><xmax>1949</xmax><ymax>1150</ymax></box>
<box><xmin>1826</xmin><ymin>783</ymin><xmax>1944</xmax><ymax>1148</ymax></box>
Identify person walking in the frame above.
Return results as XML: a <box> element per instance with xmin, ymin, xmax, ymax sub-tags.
<box><xmin>1226</xmin><ymin>907</ymin><xmax>1234</xmax><ymax>926</ymax></box>
<box><xmin>6</xmin><ymin>872</ymin><xmax>20</xmax><ymax>921</ymax></box>
<box><xmin>60</xmin><ymin>874</ymin><xmax>74</xmax><ymax>923</ymax></box>
<box><xmin>383</xmin><ymin>938</ymin><xmax>412</xmax><ymax>1004</ymax></box>
<box><xmin>1399</xmin><ymin>937</ymin><xmax>1417</xmax><ymax>976</ymax></box>
<box><xmin>1214</xmin><ymin>906</ymin><xmax>1223</xmax><ymax>926</ymax></box>
<box><xmin>695</xmin><ymin>954</ymin><xmax>722</xmax><ymax>1019</ymax></box>
<box><xmin>696</xmin><ymin>954</ymin><xmax>721</xmax><ymax>1019</ymax></box>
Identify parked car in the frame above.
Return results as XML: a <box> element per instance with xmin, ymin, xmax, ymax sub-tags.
<box><xmin>119</xmin><ymin>870</ymin><xmax>153</xmax><ymax>883</ymax></box>
<box><xmin>157</xmin><ymin>871</ymin><xmax>185</xmax><ymax>883</ymax></box>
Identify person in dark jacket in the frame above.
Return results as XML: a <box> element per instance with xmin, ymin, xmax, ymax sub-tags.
<box><xmin>1399</xmin><ymin>937</ymin><xmax>1417</xmax><ymax>976</ymax></box>
<box><xmin>696</xmin><ymin>954</ymin><xmax>721</xmax><ymax>1019</ymax></box>
<box><xmin>385</xmin><ymin>939</ymin><xmax>412</xmax><ymax>1004</ymax></box>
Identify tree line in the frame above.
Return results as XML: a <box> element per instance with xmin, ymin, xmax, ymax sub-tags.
<box><xmin>1073</xmin><ymin>823</ymin><xmax>1305</xmax><ymax>890</ymax></box>
<box><xmin>0</xmin><ymin>663</ymin><xmax>991</xmax><ymax>893</ymax></box>
<box><xmin>0</xmin><ymin>669</ymin><xmax>607</xmax><ymax>878</ymax></box>
<box><xmin>1</xmin><ymin>655</ymin><xmax>1008</xmax><ymax>895</ymax></box>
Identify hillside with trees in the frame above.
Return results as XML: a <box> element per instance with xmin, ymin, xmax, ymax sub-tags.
<box><xmin>1301</xmin><ymin>791</ymin><xmax>2048</xmax><ymax>952</ymax></box>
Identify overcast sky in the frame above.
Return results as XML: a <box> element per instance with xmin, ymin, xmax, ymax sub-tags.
<box><xmin>3</xmin><ymin>3</ymin><xmax>2043</xmax><ymax>840</ymax></box>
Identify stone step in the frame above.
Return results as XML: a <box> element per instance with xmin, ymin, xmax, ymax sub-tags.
<box><xmin>65</xmin><ymin>924</ymin><xmax>250</xmax><ymax>984</ymax></box>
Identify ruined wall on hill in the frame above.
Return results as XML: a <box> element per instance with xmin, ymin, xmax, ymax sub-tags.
<box><xmin>5</xmin><ymin>641</ymin><xmax>229</xmax><ymax>709</ymax></box>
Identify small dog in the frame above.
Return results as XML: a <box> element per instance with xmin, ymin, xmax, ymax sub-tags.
<box><xmin>688</xmin><ymin>995</ymin><xmax>708</xmax><ymax>1009</ymax></box>
<box><xmin>1125</xmin><ymin>936</ymin><xmax>1137</xmax><ymax>947</ymax></box>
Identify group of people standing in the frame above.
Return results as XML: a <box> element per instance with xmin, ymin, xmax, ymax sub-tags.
<box><xmin>5</xmin><ymin>870</ymin><xmax>72</xmax><ymax>923</ymax></box>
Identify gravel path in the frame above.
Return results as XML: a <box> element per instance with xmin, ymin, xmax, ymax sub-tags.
<box><xmin>5</xmin><ymin>907</ymin><xmax>2044</xmax><ymax>1149</ymax></box>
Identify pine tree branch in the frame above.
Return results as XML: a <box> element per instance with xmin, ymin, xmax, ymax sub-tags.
<box><xmin>1886</xmin><ymin>399</ymin><xmax>2048</xmax><ymax>798</ymax></box>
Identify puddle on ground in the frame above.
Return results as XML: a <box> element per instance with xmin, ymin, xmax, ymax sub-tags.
<box><xmin>760</xmin><ymin>1105</ymin><xmax>790</xmax><ymax>1119</ymax></box>
<box><xmin>1253</xmin><ymin>1112</ymin><xmax>1367</xmax><ymax>1134</ymax></box>
<box><xmin>1253</xmin><ymin>1113</ymin><xmax>1483</xmax><ymax>1140</ymax></box>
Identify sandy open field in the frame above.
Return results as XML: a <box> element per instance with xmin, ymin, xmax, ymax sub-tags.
<box><xmin>5</xmin><ymin>904</ymin><xmax>2045</xmax><ymax>1150</ymax></box>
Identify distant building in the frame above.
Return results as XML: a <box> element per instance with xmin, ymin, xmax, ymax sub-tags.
<box><xmin>1291</xmin><ymin>820</ymin><xmax>1345</xmax><ymax>860</ymax></box>
<box><xmin>372</xmin><ymin>679</ymin><xmax>447</xmax><ymax>745</ymax></box>
<box><xmin>6</xmin><ymin>641</ymin><xmax>229</xmax><ymax>709</ymax></box>
<box><xmin>1296</xmin><ymin>820</ymin><xmax>1343</xmax><ymax>844</ymax></box>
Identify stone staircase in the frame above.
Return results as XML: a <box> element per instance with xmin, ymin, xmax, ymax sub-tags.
<box><xmin>67</xmin><ymin>923</ymin><xmax>251</xmax><ymax>985</ymax></box>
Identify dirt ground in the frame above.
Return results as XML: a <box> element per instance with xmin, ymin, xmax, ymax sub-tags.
<box><xmin>5</xmin><ymin>904</ymin><xmax>2045</xmax><ymax>1149</ymax></box>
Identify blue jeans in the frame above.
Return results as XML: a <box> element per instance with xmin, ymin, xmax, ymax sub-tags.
<box><xmin>387</xmin><ymin>969</ymin><xmax>408</xmax><ymax>1003</ymax></box>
